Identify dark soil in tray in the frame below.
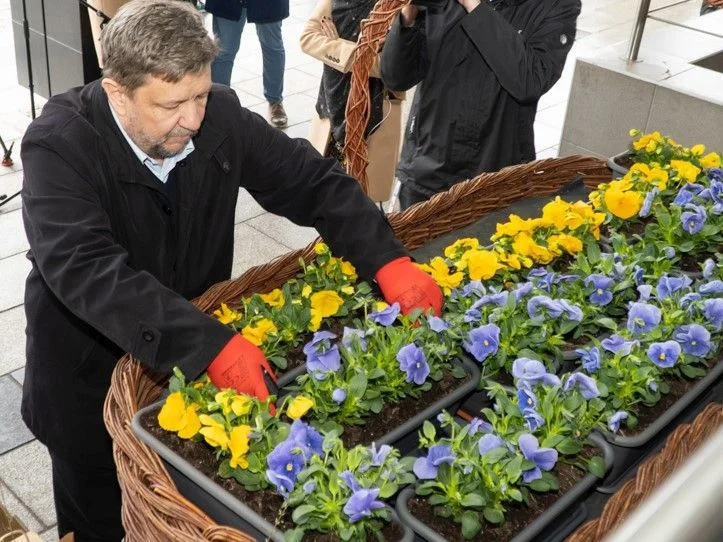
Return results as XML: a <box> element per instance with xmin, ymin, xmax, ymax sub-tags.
<box><xmin>613</xmin><ymin>154</ymin><xmax>635</xmax><ymax>170</ymax></box>
<box><xmin>140</xmin><ymin>411</ymin><xmax>404</xmax><ymax>540</ymax></box>
<box><xmin>407</xmin><ymin>446</ymin><xmax>596</xmax><ymax>541</ymax></box>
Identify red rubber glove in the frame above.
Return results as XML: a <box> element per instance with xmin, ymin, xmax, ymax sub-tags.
<box><xmin>375</xmin><ymin>256</ymin><xmax>443</xmax><ymax>316</ymax></box>
<box><xmin>207</xmin><ymin>334</ymin><xmax>278</xmax><ymax>402</ymax></box>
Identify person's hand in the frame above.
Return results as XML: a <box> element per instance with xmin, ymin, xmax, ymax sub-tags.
<box><xmin>375</xmin><ymin>256</ymin><xmax>443</xmax><ymax>316</ymax></box>
<box><xmin>400</xmin><ymin>5</ymin><xmax>419</xmax><ymax>27</ymax></box>
<box><xmin>320</xmin><ymin>15</ymin><xmax>339</xmax><ymax>39</ymax></box>
<box><xmin>704</xmin><ymin>0</ymin><xmax>723</xmax><ymax>7</ymax></box>
<box><xmin>206</xmin><ymin>334</ymin><xmax>277</xmax><ymax>401</ymax></box>
<box><xmin>457</xmin><ymin>0</ymin><xmax>481</xmax><ymax>12</ymax></box>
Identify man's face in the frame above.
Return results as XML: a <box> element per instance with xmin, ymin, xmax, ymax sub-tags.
<box><xmin>103</xmin><ymin>68</ymin><xmax>212</xmax><ymax>160</ymax></box>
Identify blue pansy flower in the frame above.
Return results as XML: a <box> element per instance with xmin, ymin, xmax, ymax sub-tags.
<box><xmin>478</xmin><ymin>434</ymin><xmax>506</xmax><ymax>457</ymax></box>
<box><xmin>463</xmin><ymin>323</ymin><xmax>501</xmax><ymax>363</ymax></box>
<box><xmin>397</xmin><ymin>343</ymin><xmax>430</xmax><ymax>385</ymax></box>
<box><xmin>304</xmin><ymin>331</ymin><xmax>341</xmax><ymax>380</ymax></box>
<box><xmin>563</xmin><ymin>372</ymin><xmax>600</xmax><ymax>399</ymax></box>
<box><xmin>413</xmin><ymin>445</ymin><xmax>456</xmax><ymax>479</ymax></box>
<box><xmin>680</xmin><ymin>292</ymin><xmax>702</xmax><ymax>309</ymax></box>
<box><xmin>523</xmin><ymin>408</ymin><xmax>545</xmax><ymax>431</ymax></box>
<box><xmin>637</xmin><ymin>284</ymin><xmax>653</xmax><ymax>302</ymax></box>
<box><xmin>343</xmin><ymin>487</ymin><xmax>385</xmax><ymax>523</ymax></box>
<box><xmin>656</xmin><ymin>274</ymin><xmax>692</xmax><ymax>299</ymax></box>
<box><xmin>627</xmin><ymin>303</ymin><xmax>662</xmax><ymax>335</ymax></box>
<box><xmin>576</xmin><ymin>346</ymin><xmax>601</xmax><ymax>373</ymax></box>
<box><xmin>558</xmin><ymin>299</ymin><xmax>584</xmax><ymax>322</ymax></box>
<box><xmin>517</xmin><ymin>386</ymin><xmax>538</xmax><ymax>410</ymax></box>
<box><xmin>511</xmin><ymin>358</ymin><xmax>561</xmax><ymax>387</ymax></box>
<box><xmin>266</xmin><ymin>440</ymin><xmax>306</xmax><ymax>496</ymax></box>
<box><xmin>460</xmin><ymin>280</ymin><xmax>486</xmax><ymax>298</ymax></box>
<box><xmin>673</xmin><ymin>182</ymin><xmax>704</xmax><ymax>206</ymax></box>
<box><xmin>369</xmin><ymin>443</ymin><xmax>392</xmax><ymax>467</ymax></box>
<box><xmin>340</xmin><ymin>470</ymin><xmax>361</xmax><ymax>492</ymax></box>
<box><xmin>633</xmin><ymin>265</ymin><xmax>645</xmax><ymax>285</ymax></box>
<box><xmin>708</xmin><ymin>168</ymin><xmax>723</xmax><ymax>183</ymax></box>
<box><xmin>662</xmin><ymin>246</ymin><xmax>676</xmax><ymax>259</ymax></box>
<box><xmin>608</xmin><ymin>411</ymin><xmax>628</xmax><ymax>433</ymax></box>
<box><xmin>649</xmin><ymin>380</ymin><xmax>658</xmax><ymax>392</ymax></box>
<box><xmin>647</xmin><ymin>340</ymin><xmax>681</xmax><ymax>368</ymax></box>
<box><xmin>342</xmin><ymin>327</ymin><xmax>368</xmax><ymax>351</ymax></box>
<box><xmin>513</xmin><ymin>281</ymin><xmax>535</xmax><ymax>302</ymax></box>
<box><xmin>468</xmin><ymin>417</ymin><xmax>493</xmax><ymax>436</ymax></box>
<box><xmin>601</xmin><ymin>334</ymin><xmax>638</xmax><ymax>356</ymax></box>
<box><xmin>680</xmin><ymin>204</ymin><xmax>707</xmax><ymax>234</ymax></box>
<box><xmin>289</xmin><ymin>420</ymin><xmax>324</xmax><ymax>459</ymax></box>
<box><xmin>703</xmin><ymin>298</ymin><xmax>723</xmax><ymax>330</ymax></box>
<box><xmin>674</xmin><ymin>324</ymin><xmax>711</xmax><ymax>357</ymax></box>
<box><xmin>303</xmin><ymin>481</ymin><xmax>316</xmax><ymax>494</ymax></box>
<box><xmin>702</xmin><ymin>259</ymin><xmax>716</xmax><ymax>279</ymax></box>
<box><xmin>332</xmin><ymin>388</ymin><xmax>347</xmax><ymax>404</ymax></box>
<box><xmin>527</xmin><ymin>295</ymin><xmax>563</xmax><ymax>319</ymax></box>
<box><xmin>518</xmin><ymin>434</ymin><xmax>558</xmax><ymax>483</ymax></box>
<box><xmin>427</xmin><ymin>316</ymin><xmax>450</xmax><ymax>333</ymax></box>
<box><xmin>585</xmin><ymin>274</ymin><xmax>614</xmax><ymax>306</ymax></box>
<box><xmin>368</xmin><ymin>302</ymin><xmax>401</xmax><ymax>326</ymax></box>
<box><xmin>639</xmin><ymin>187</ymin><xmax>658</xmax><ymax>217</ymax></box>
<box><xmin>699</xmin><ymin>280</ymin><xmax>723</xmax><ymax>295</ymax></box>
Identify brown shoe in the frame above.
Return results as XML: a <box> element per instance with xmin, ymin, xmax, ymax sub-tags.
<box><xmin>269</xmin><ymin>102</ymin><xmax>288</xmax><ymax>128</ymax></box>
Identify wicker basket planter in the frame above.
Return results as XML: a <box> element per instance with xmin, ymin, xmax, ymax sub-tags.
<box><xmin>395</xmin><ymin>432</ymin><xmax>613</xmax><ymax>542</ymax></box>
<box><xmin>104</xmin><ymin>155</ymin><xmax>612</xmax><ymax>541</ymax></box>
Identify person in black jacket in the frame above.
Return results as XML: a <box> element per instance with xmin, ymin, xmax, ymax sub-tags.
<box><xmin>381</xmin><ymin>0</ymin><xmax>580</xmax><ymax>209</ymax></box>
<box><xmin>20</xmin><ymin>1</ymin><xmax>442</xmax><ymax>540</ymax></box>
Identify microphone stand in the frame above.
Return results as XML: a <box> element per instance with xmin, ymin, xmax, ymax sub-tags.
<box><xmin>78</xmin><ymin>0</ymin><xmax>112</xmax><ymax>28</ymax></box>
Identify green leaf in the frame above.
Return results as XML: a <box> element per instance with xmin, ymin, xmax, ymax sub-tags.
<box><xmin>452</xmin><ymin>365</ymin><xmax>467</xmax><ymax>379</ymax></box>
<box><xmin>348</xmin><ymin>372</ymin><xmax>368</xmax><ymax>398</ymax></box>
<box><xmin>461</xmin><ymin>511</ymin><xmax>483</xmax><ymax>539</ymax></box>
<box><xmin>483</xmin><ymin>507</ymin><xmax>504</xmax><ymax>524</ymax></box>
<box><xmin>529</xmin><ymin>479</ymin><xmax>551</xmax><ymax>492</ymax></box>
<box><xmin>586</xmin><ymin>238</ymin><xmax>601</xmax><ymax>264</ymax></box>
<box><xmin>422</xmin><ymin>420</ymin><xmax>436</xmax><ymax>441</ymax></box>
<box><xmin>461</xmin><ymin>493</ymin><xmax>486</xmax><ymax>508</ymax></box>
<box><xmin>291</xmin><ymin>504</ymin><xmax>316</xmax><ymax>523</ymax></box>
<box><xmin>268</xmin><ymin>355</ymin><xmax>287</xmax><ymax>370</ymax></box>
<box><xmin>508</xmin><ymin>488</ymin><xmax>523</xmax><ymax>502</ymax></box>
<box><xmin>283</xmin><ymin>527</ymin><xmax>305</xmax><ymax>542</ymax></box>
<box><xmin>556</xmin><ymin>437</ymin><xmax>583</xmax><ymax>455</ymax></box>
<box><xmin>428</xmin><ymin>494</ymin><xmax>448</xmax><ymax>506</ymax></box>
<box><xmin>681</xmin><ymin>364</ymin><xmax>706</xmax><ymax>379</ymax></box>
<box><xmin>379</xmin><ymin>483</ymin><xmax>398</xmax><ymax>499</ymax></box>
<box><xmin>588</xmin><ymin>456</ymin><xmax>606</xmax><ymax>478</ymax></box>
<box><xmin>594</xmin><ymin>317</ymin><xmax>618</xmax><ymax>331</ymax></box>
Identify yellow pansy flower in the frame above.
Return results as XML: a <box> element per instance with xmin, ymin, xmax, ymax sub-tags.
<box><xmin>308</xmin><ymin>309</ymin><xmax>322</xmax><ymax>332</ymax></box>
<box><xmin>609</xmin><ymin>177</ymin><xmax>634</xmax><ymax>192</ymax></box>
<box><xmin>340</xmin><ymin>260</ymin><xmax>358</xmax><ymax>280</ymax></box>
<box><xmin>647</xmin><ymin>168</ymin><xmax>668</xmax><ymax>191</ymax></box>
<box><xmin>690</xmin><ymin>144</ymin><xmax>705</xmax><ymax>156</ymax></box>
<box><xmin>629</xmin><ymin>163</ymin><xmax>651</xmax><ymax>178</ymax></box>
<box><xmin>588</xmin><ymin>190</ymin><xmax>602</xmax><ymax>209</ymax></box>
<box><xmin>158</xmin><ymin>392</ymin><xmax>201</xmax><ymax>439</ymax></box>
<box><xmin>700</xmin><ymin>152</ymin><xmax>721</xmax><ymax>169</ymax></box>
<box><xmin>443</xmin><ymin>238</ymin><xmax>480</xmax><ymax>258</ymax></box>
<box><xmin>230</xmin><ymin>394</ymin><xmax>253</xmax><ymax>416</ymax></box>
<box><xmin>310</xmin><ymin>290</ymin><xmax>344</xmax><ymax>318</ymax></box>
<box><xmin>199</xmin><ymin>415</ymin><xmax>230</xmax><ymax>450</ymax></box>
<box><xmin>632</xmin><ymin>131</ymin><xmax>662</xmax><ymax>151</ymax></box>
<box><xmin>541</xmin><ymin>197</ymin><xmax>570</xmax><ymax>231</ymax></box>
<box><xmin>604</xmin><ymin>189</ymin><xmax>643</xmax><ymax>219</ymax></box>
<box><xmin>341</xmin><ymin>285</ymin><xmax>355</xmax><ymax>295</ymax></box>
<box><xmin>314</xmin><ymin>242</ymin><xmax>329</xmax><ymax>255</ymax></box>
<box><xmin>670</xmin><ymin>160</ymin><xmax>701</xmax><ymax>183</ymax></box>
<box><xmin>548</xmin><ymin>233</ymin><xmax>583</xmax><ymax>255</ymax></box>
<box><xmin>375</xmin><ymin>300</ymin><xmax>389</xmax><ymax>311</ymax></box>
<box><xmin>213</xmin><ymin>303</ymin><xmax>242</xmax><ymax>325</ymax></box>
<box><xmin>459</xmin><ymin>249</ymin><xmax>501</xmax><ymax>281</ymax></box>
<box><xmin>491</xmin><ymin>214</ymin><xmax>536</xmax><ymax>240</ymax></box>
<box><xmin>229</xmin><ymin>425</ymin><xmax>252</xmax><ymax>469</ymax></box>
<box><xmin>419</xmin><ymin>257</ymin><xmax>464</xmax><ymax>295</ymax></box>
<box><xmin>287</xmin><ymin>396</ymin><xmax>314</xmax><ymax>420</ymax></box>
<box><xmin>302</xmin><ymin>284</ymin><xmax>313</xmax><ymax>298</ymax></box>
<box><xmin>259</xmin><ymin>289</ymin><xmax>285</xmax><ymax>308</ymax></box>
<box><xmin>242</xmin><ymin>319</ymin><xmax>278</xmax><ymax>346</ymax></box>
<box><xmin>499</xmin><ymin>253</ymin><xmax>522</xmax><ymax>270</ymax></box>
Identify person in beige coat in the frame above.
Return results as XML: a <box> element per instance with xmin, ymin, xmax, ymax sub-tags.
<box><xmin>300</xmin><ymin>0</ymin><xmax>403</xmax><ymax>203</ymax></box>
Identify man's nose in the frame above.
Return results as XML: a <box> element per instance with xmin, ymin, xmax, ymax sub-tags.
<box><xmin>179</xmin><ymin>101</ymin><xmax>204</xmax><ymax>132</ymax></box>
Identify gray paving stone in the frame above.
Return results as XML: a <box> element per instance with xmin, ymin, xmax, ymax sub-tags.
<box><xmin>0</xmin><ymin>440</ymin><xmax>55</xmax><ymax>527</ymax></box>
<box><xmin>0</xmin><ymin>252</ymin><xmax>30</xmax><ymax>311</ymax></box>
<box><xmin>0</xmin><ymin>207</ymin><xmax>28</xmax><ymax>259</ymax></box>
<box><xmin>0</xmin><ymin>376</ymin><xmax>33</xmax><ymax>454</ymax></box>
<box><xmin>247</xmin><ymin>213</ymin><xmax>319</xmax><ymax>251</ymax></box>
<box><xmin>0</xmin><ymin>305</ymin><xmax>26</xmax><ymax>377</ymax></box>
<box><xmin>0</xmin><ymin>169</ymin><xmax>23</xmax><ymax>214</ymax></box>
<box><xmin>41</xmin><ymin>526</ymin><xmax>59</xmax><ymax>541</ymax></box>
<box><xmin>232</xmin><ymin>223</ymin><xmax>292</xmax><ymax>279</ymax></box>
<box><xmin>11</xmin><ymin>367</ymin><xmax>25</xmax><ymax>386</ymax></box>
<box><xmin>0</xmin><ymin>483</ymin><xmax>43</xmax><ymax>533</ymax></box>
<box><xmin>234</xmin><ymin>190</ymin><xmax>266</xmax><ymax>224</ymax></box>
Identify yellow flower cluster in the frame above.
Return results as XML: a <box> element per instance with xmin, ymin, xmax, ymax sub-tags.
<box><xmin>628</xmin><ymin>129</ymin><xmax>720</xmax><ymax>181</ymax></box>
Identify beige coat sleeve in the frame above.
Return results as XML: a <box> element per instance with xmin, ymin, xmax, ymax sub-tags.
<box><xmin>299</xmin><ymin>0</ymin><xmax>382</xmax><ymax>78</ymax></box>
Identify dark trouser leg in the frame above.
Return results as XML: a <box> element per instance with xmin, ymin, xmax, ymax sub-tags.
<box><xmin>398</xmin><ymin>181</ymin><xmax>439</xmax><ymax>210</ymax></box>
<box><xmin>50</xmin><ymin>451</ymin><xmax>124</xmax><ymax>542</ymax></box>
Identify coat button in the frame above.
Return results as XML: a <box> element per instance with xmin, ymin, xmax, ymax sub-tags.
<box><xmin>142</xmin><ymin>331</ymin><xmax>155</xmax><ymax>342</ymax></box>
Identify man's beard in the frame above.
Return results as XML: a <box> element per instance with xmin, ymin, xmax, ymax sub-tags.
<box><xmin>145</xmin><ymin>128</ymin><xmax>198</xmax><ymax>159</ymax></box>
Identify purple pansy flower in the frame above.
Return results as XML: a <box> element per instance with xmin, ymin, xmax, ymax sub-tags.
<box><xmin>344</xmin><ymin>487</ymin><xmax>385</xmax><ymax>523</ymax></box>
<box><xmin>673</xmin><ymin>183</ymin><xmax>704</xmax><ymax>206</ymax></box>
<box><xmin>332</xmin><ymin>388</ymin><xmax>347</xmax><ymax>404</ymax></box>
<box><xmin>703</xmin><ymin>298</ymin><xmax>723</xmax><ymax>330</ymax></box>
<box><xmin>289</xmin><ymin>420</ymin><xmax>324</xmax><ymax>460</ymax></box>
<box><xmin>512</xmin><ymin>358</ymin><xmax>561</xmax><ymax>387</ymax></box>
<box><xmin>468</xmin><ymin>417</ymin><xmax>493</xmax><ymax>436</ymax></box>
<box><xmin>680</xmin><ymin>292</ymin><xmax>702</xmax><ymax>309</ymax></box>
<box><xmin>463</xmin><ymin>324</ymin><xmax>501</xmax><ymax>363</ymax></box>
<box><xmin>639</xmin><ymin>187</ymin><xmax>658</xmax><ymax>217</ymax></box>
<box><xmin>674</xmin><ymin>324</ymin><xmax>711</xmax><ymax>357</ymax></box>
<box><xmin>513</xmin><ymin>281</ymin><xmax>535</xmax><ymax>302</ymax></box>
<box><xmin>527</xmin><ymin>295</ymin><xmax>563</xmax><ymax>320</ymax></box>
<box><xmin>413</xmin><ymin>445</ymin><xmax>456</xmax><ymax>479</ymax></box>
<box><xmin>699</xmin><ymin>280</ymin><xmax>723</xmax><ymax>295</ymax></box>
<box><xmin>523</xmin><ymin>408</ymin><xmax>545</xmax><ymax>431</ymax></box>
<box><xmin>397</xmin><ymin>343</ymin><xmax>430</xmax><ymax>385</ymax></box>
<box><xmin>368</xmin><ymin>303</ymin><xmax>401</xmax><ymax>326</ymax></box>
<box><xmin>517</xmin><ymin>386</ymin><xmax>538</xmax><ymax>410</ymax></box>
<box><xmin>647</xmin><ymin>341</ymin><xmax>681</xmax><ymax>368</ymax></box>
<box><xmin>427</xmin><ymin>316</ymin><xmax>450</xmax><ymax>333</ymax></box>
<box><xmin>478</xmin><ymin>434</ymin><xmax>506</xmax><ymax>457</ymax></box>
<box><xmin>342</xmin><ymin>327</ymin><xmax>368</xmax><ymax>351</ymax></box>
<box><xmin>585</xmin><ymin>274</ymin><xmax>614</xmax><ymax>306</ymax></box>
<box><xmin>633</xmin><ymin>265</ymin><xmax>645</xmax><ymax>285</ymax></box>
<box><xmin>681</xmin><ymin>204</ymin><xmax>707</xmax><ymax>234</ymax></box>
<box><xmin>601</xmin><ymin>334</ymin><xmax>638</xmax><ymax>356</ymax></box>
<box><xmin>637</xmin><ymin>284</ymin><xmax>653</xmax><ymax>302</ymax></box>
<box><xmin>304</xmin><ymin>331</ymin><xmax>341</xmax><ymax>379</ymax></box>
<box><xmin>266</xmin><ymin>440</ymin><xmax>306</xmax><ymax>496</ymax></box>
<box><xmin>627</xmin><ymin>303</ymin><xmax>662</xmax><ymax>335</ymax></box>
<box><xmin>563</xmin><ymin>372</ymin><xmax>600</xmax><ymax>399</ymax></box>
<box><xmin>518</xmin><ymin>434</ymin><xmax>558</xmax><ymax>483</ymax></box>
<box><xmin>577</xmin><ymin>346</ymin><xmax>601</xmax><ymax>373</ymax></box>
<box><xmin>340</xmin><ymin>470</ymin><xmax>361</xmax><ymax>492</ymax></box>
<box><xmin>369</xmin><ymin>443</ymin><xmax>393</xmax><ymax>467</ymax></box>
<box><xmin>608</xmin><ymin>411</ymin><xmax>628</xmax><ymax>433</ymax></box>
<box><xmin>656</xmin><ymin>275</ymin><xmax>692</xmax><ymax>299</ymax></box>
<box><xmin>702</xmin><ymin>259</ymin><xmax>716</xmax><ymax>280</ymax></box>
<box><xmin>558</xmin><ymin>299</ymin><xmax>584</xmax><ymax>322</ymax></box>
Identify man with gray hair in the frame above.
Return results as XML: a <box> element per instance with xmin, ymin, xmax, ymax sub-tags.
<box><xmin>20</xmin><ymin>1</ymin><xmax>442</xmax><ymax>539</ymax></box>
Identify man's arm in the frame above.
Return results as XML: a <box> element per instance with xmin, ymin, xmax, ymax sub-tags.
<box><xmin>460</xmin><ymin>0</ymin><xmax>580</xmax><ymax>103</ymax></box>
<box><xmin>380</xmin><ymin>7</ymin><xmax>430</xmax><ymax>92</ymax></box>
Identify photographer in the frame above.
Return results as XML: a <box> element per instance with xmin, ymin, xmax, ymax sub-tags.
<box><xmin>381</xmin><ymin>0</ymin><xmax>581</xmax><ymax>209</ymax></box>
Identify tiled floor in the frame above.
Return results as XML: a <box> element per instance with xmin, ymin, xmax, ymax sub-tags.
<box><xmin>0</xmin><ymin>0</ymin><xmax>713</xmax><ymax>539</ymax></box>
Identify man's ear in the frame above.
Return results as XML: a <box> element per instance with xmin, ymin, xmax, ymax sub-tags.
<box><xmin>101</xmin><ymin>77</ymin><xmax>130</xmax><ymax>116</ymax></box>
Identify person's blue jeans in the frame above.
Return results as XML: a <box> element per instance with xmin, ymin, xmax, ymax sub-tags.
<box><xmin>211</xmin><ymin>8</ymin><xmax>285</xmax><ymax>104</ymax></box>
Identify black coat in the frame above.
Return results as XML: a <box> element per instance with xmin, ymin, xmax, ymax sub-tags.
<box><xmin>381</xmin><ymin>0</ymin><xmax>580</xmax><ymax>192</ymax></box>
<box><xmin>21</xmin><ymin>81</ymin><xmax>406</xmax><ymax>463</ymax></box>
<box><xmin>204</xmin><ymin>0</ymin><xmax>290</xmax><ymax>24</ymax></box>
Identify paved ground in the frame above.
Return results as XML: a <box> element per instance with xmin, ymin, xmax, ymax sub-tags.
<box><xmin>0</xmin><ymin>0</ymin><xmax>710</xmax><ymax>539</ymax></box>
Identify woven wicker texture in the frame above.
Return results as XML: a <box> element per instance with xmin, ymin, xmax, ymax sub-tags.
<box><xmin>343</xmin><ymin>0</ymin><xmax>410</xmax><ymax>193</ymax></box>
<box><xmin>103</xmin><ymin>155</ymin><xmax>609</xmax><ymax>540</ymax></box>
<box><xmin>567</xmin><ymin>402</ymin><xmax>723</xmax><ymax>542</ymax></box>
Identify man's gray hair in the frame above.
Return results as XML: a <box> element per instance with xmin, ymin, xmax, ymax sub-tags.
<box><xmin>101</xmin><ymin>0</ymin><xmax>218</xmax><ymax>91</ymax></box>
